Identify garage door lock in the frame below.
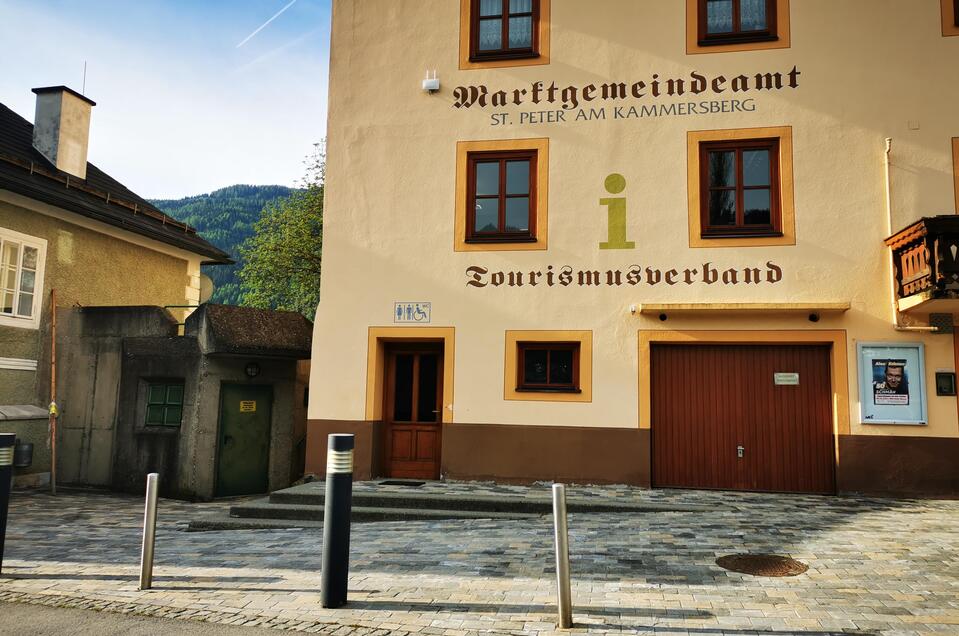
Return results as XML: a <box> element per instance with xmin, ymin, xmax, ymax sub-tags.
<box><xmin>737</xmin><ymin>445</ymin><xmax>744</xmax><ymax>458</ymax></box>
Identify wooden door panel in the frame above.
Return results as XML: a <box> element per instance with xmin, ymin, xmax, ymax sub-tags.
<box><xmin>415</xmin><ymin>429</ymin><xmax>438</xmax><ymax>460</ymax></box>
<box><xmin>390</xmin><ymin>429</ymin><xmax>414</xmax><ymax>461</ymax></box>
<box><xmin>652</xmin><ymin>344</ymin><xmax>834</xmax><ymax>494</ymax></box>
<box><xmin>653</xmin><ymin>345</ymin><xmax>743</xmax><ymax>490</ymax></box>
<box><xmin>384</xmin><ymin>347</ymin><xmax>443</xmax><ymax>480</ymax></box>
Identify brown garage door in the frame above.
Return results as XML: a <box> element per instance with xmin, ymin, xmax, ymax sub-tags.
<box><xmin>651</xmin><ymin>344</ymin><xmax>835</xmax><ymax>494</ymax></box>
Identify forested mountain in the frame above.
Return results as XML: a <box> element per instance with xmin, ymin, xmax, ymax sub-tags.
<box><xmin>151</xmin><ymin>185</ymin><xmax>298</xmax><ymax>305</ymax></box>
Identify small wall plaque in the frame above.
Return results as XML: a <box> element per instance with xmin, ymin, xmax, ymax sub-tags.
<box><xmin>774</xmin><ymin>372</ymin><xmax>800</xmax><ymax>385</ymax></box>
<box><xmin>935</xmin><ymin>372</ymin><xmax>956</xmax><ymax>396</ymax></box>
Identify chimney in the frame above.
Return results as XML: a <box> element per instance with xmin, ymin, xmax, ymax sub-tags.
<box><xmin>31</xmin><ymin>86</ymin><xmax>96</xmax><ymax>180</ymax></box>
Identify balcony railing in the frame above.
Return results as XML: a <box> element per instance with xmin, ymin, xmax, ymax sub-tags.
<box><xmin>885</xmin><ymin>215</ymin><xmax>959</xmax><ymax>312</ymax></box>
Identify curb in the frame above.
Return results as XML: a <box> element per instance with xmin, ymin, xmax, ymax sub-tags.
<box><xmin>0</xmin><ymin>590</ymin><xmax>413</xmax><ymax>635</ymax></box>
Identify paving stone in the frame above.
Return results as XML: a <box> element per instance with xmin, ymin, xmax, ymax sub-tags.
<box><xmin>0</xmin><ymin>485</ymin><xmax>956</xmax><ymax>634</ymax></box>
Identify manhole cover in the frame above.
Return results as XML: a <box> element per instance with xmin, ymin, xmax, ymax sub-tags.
<box><xmin>715</xmin><ymin>554</ymin><xmax>808</xmax><ymax>577</ymax></box>
<box><xmin>379</xmin><ymin>480</ymin><xmax>426</xmax><ymax>487</ymax></box>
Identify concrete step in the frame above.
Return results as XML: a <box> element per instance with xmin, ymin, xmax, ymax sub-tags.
<box><xmin>187</xmin><ymin>516</ymin><xmax>325</xmax><ymax>532</ymax></box>
<box><xmin>268</xmin><ymin>487</ymin><xmax>711</xmax><ymax>515</ymax></box>
<box><xmin>188</xmin><ymin>499</ymin><xmax>546</xmax><ymax>531</ymax></box>
<box><xmin>189</xmin><ymin>483</ymin><xmax>717</xmax><ymax>531</ymax></box>
<box><xmin>229</xmin><ymin>499</ymin><xmax>542</xmax><ymax>522</ymax></box>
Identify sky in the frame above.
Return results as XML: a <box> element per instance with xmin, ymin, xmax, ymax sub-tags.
<box><xmin>0</xmin><ymin>0</ymin><xmax>331</xmax><ymax>198</ymax></box>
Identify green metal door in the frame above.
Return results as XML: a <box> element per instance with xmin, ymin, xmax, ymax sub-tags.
<box><xmin>216</xmin><ymin>384</ymin><xmax>273</xmax><ymax>497</ymax></box>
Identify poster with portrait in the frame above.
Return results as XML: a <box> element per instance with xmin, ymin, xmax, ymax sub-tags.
<box><xmin>858</xmin><ymin>343</ymin><xmax>926</xmax><ymax>425</ymax></box>
<box><xmin>872</xmin><ymin>358</ymin><xmax>909</xmax><ymax>405</ymax></box>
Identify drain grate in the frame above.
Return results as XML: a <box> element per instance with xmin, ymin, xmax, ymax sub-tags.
<box><xmin>715</xmin><ymin>554</ymin><xmax>808</xmax><ymax>577</ymax></box>
<box><xmin>378</xmin><ymin>480</ymin><xmax>426</xmax><ymax>487</ymax></box>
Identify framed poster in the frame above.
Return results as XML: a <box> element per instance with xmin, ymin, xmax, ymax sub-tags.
<box><xmin>857</xmin><ymin>342</ymin><xmax>927</xmax><ymax>425</ymax></box>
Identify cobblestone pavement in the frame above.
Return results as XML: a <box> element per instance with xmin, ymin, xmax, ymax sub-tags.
<box><xmin>0</xmin><ymin>484</ymin><xmax>957</xmax><ymax>635</ymax></box>
<box><xmin>0</xmin><ymin>600</ymin><xmax>287</xmax><ymax>635</ymax></box>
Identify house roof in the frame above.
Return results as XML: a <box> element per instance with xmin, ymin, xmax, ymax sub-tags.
<box><xmin>0</xmin><ymin>102</ymin><xmax>232</xmax><ymax>265</ymax></box>
<box><xmin>186</xmin><ymin>303</ymin><xmax>313</xmax><ymax>359</ymax></box>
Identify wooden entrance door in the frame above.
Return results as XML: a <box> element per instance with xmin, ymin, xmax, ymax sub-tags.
<box><xmin>216</xmin><ymin>384</ymin><xmax>272</xmax><ymax>496</ymax></box>
<box><xmin>651</xmin><ymin>344</ymin><xmax>835</xmax><ymax>494</ymax></box>
<box><xmin>384</xmin><ymin>345</ymin><xmax>443</xmax><ymax>479</ymax></box>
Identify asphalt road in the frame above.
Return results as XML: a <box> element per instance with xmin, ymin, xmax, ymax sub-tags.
<box><xmin>0</xmin><ymin>602</ymin><xmax>286</xmax><ymax>635</ymax></box>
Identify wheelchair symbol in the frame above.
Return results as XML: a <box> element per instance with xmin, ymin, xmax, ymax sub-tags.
<box><xmin>394</xmin><ymin>302</ymin><xmax>431</xmax><ymax>323</ymax></box>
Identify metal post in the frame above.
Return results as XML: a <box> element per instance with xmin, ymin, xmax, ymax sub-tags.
<box><xmin>0</xmin><ymin>433</ymin><xmax>15</xmax><ymax>574</ymax></box>
<box><xmin>552</xmin><ymin>483</ymin><xmax>573</xmax><ymax>629</ymax></box>
<box><xmin>321</xmin><ymin>434</ymin><xmax>354</xmax><ymax>608</ymax></box>
<box><xmin>49</xmin><ymin>288</ymin><xmax>57</xmax><ymax>496</ymax></box>
<box><xmin>138</xmin><ymin>473</ymin><xmax>159</xmax><ymax>590</ymax></box>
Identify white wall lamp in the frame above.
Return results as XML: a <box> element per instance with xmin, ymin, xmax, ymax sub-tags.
<box><xmin>422</xmin><ymin>70</ymin><xmax>440</xmax><ymax>94</ymax></box>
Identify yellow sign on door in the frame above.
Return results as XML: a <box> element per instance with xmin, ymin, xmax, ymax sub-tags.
<box><xmin>239</xmin><ymin>400</ymin><xmax>257</xmax><ymax>413</ymax></box>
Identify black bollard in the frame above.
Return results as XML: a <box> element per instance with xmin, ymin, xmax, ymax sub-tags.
<box><xmin>0</xmin><ymin>433</ymin><xmax>15</xmax><ymax>574</ymax></box>
<box><xmin>320</xmin><ymin>434</ymin><xmax>354</xmax><ymax>608</ymax></box>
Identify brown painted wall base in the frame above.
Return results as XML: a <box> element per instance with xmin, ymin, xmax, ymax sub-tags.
<box><xmin>307</xmin><ymin>420</ymin><xmax>649</xmax><ymax>485</ymax></box>
<box><xmin>306</xmin><ymin>420</ymin><xmax>383</xmax><ymax>481</ymax></box>
<box><xmin>837</xmin><ymin>435</ymin><xmax>959</xmax><ymax>497</ymax></box>
<box><xmin>305</xmin><ymin>421</ymin><xmax>958</xmax><ymax>497</ymax></box>
<box><xmin>441</xmin><ymin>423</ymin><xmax>650</xmax><ymax>486</ymax></box>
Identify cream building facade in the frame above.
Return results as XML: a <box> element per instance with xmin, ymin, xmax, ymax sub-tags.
<box><xmin>308</xmin><ymin>0</ymin><xmax>959</xmax><ymax>495</ymax></box>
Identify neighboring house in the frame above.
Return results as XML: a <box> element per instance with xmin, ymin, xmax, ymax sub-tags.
<box><xmin>308</xmin><ymin>1</ymin><xmax>959</xmax><ymax>496</ymax></box>
<box><xmin>0</xmin><ymin>86</ymin><xmax>230</xmax><ymax>486</ymax></box>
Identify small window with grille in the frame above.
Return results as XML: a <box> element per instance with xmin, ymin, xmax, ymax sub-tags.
<box><xmin>145</xmin><ymin>382</ymin><xmax>185</xmax><ymax>427</ymax></box>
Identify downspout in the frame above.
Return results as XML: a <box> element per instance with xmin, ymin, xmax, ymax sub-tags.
<box><xmin>885</xmin><ymin>138</ymin><xmax>939</xmax><ymax>332</ymax></box>
<box><xmin>49</xmin><ymin>289</ymin><xmax>58</xmax><ymax>495</ymax></box>
<box><xmin>884</xmin><ymin>139</ymin><xmax>894</xmax><ymax>237</ymax></box>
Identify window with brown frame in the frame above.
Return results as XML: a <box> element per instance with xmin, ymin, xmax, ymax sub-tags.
<box><xmin>467</xmin><ymin>150</ymin><xmax>536</xmax><ymax>243</ymax></box>
<box><xmin>699</xmin><ymin>138</ymin><xmax>782</xmax><ymax>238</ymax></box>
<box><xmin>470</xmin><ymin>0</ymin><xmax>539</xmax><ymax>62</ymax></box>
<box><xmin>698</xmin><ymin>0</ymin><xmax>778</xmax><ymax>46</ymax></box>
<box><xmin>516</xmin><ymin>342</ymin><xmax>580</xmax><ymax>392</ymax></box>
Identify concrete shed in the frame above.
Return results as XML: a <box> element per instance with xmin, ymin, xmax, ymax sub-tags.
<box><xmin>48</xmin><ymin>303</ymin><xmax>311</xmax><ymax>500</ymax></box>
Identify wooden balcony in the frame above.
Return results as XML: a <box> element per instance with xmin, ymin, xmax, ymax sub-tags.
<box><xmin>885</xmin><ymin>215</ymin><xmax>959</xmax><ymax>314</ymax></box>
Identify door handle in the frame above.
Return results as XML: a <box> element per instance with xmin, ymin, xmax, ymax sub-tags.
<box><xmin>736</xmin><ymin>445</ymin><xmax>744</xmax><ymax>458</ymax></box>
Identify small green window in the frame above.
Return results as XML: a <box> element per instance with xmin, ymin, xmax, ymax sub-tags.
<box><xmin>145</xmin><ymin>382</ymin><xmax>185</xmax><ymax>426</ymax></box>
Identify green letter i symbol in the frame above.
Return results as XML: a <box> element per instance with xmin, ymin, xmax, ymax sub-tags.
<box><xmin>599</xmin><ymin>173</ymin><xmax>635</xmax><ymax>250</ymax></box>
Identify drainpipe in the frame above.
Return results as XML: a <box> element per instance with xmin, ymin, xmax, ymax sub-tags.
<box><xmin>885</xmin><ymin>138</ymin><xmax>940</xmax><ymax>333</ymax></box>
<box><xmin>49</xmin><ymin>289</ymin><xmax>58</xmax><ymax>494</ymax></box>
<box><xmin>884</xmin><ymin>139</ymin><xmax>894</xmax><ymax>237</ymax></box>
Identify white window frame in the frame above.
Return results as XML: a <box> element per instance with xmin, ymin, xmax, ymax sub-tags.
<box><xmin>0</xmin><ymin>227</ymin><xmax>47</xmax><ymax>330</ymax></box>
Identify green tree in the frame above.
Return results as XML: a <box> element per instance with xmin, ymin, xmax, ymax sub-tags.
<box><xmin>152</xmin><ymin>184</ymin><xmax>298</xmax><ymax>305</ymax></box>
<box><xmin>239</xmin><ymin>145</ymin><xmax>324</xmax><ymax>317</ymax></box>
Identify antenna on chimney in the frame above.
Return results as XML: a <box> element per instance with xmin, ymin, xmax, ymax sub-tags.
<box><xmin>82</xmin><ymin>61</ymin><xmax>87</xmax><ymax>94</ymax></box>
